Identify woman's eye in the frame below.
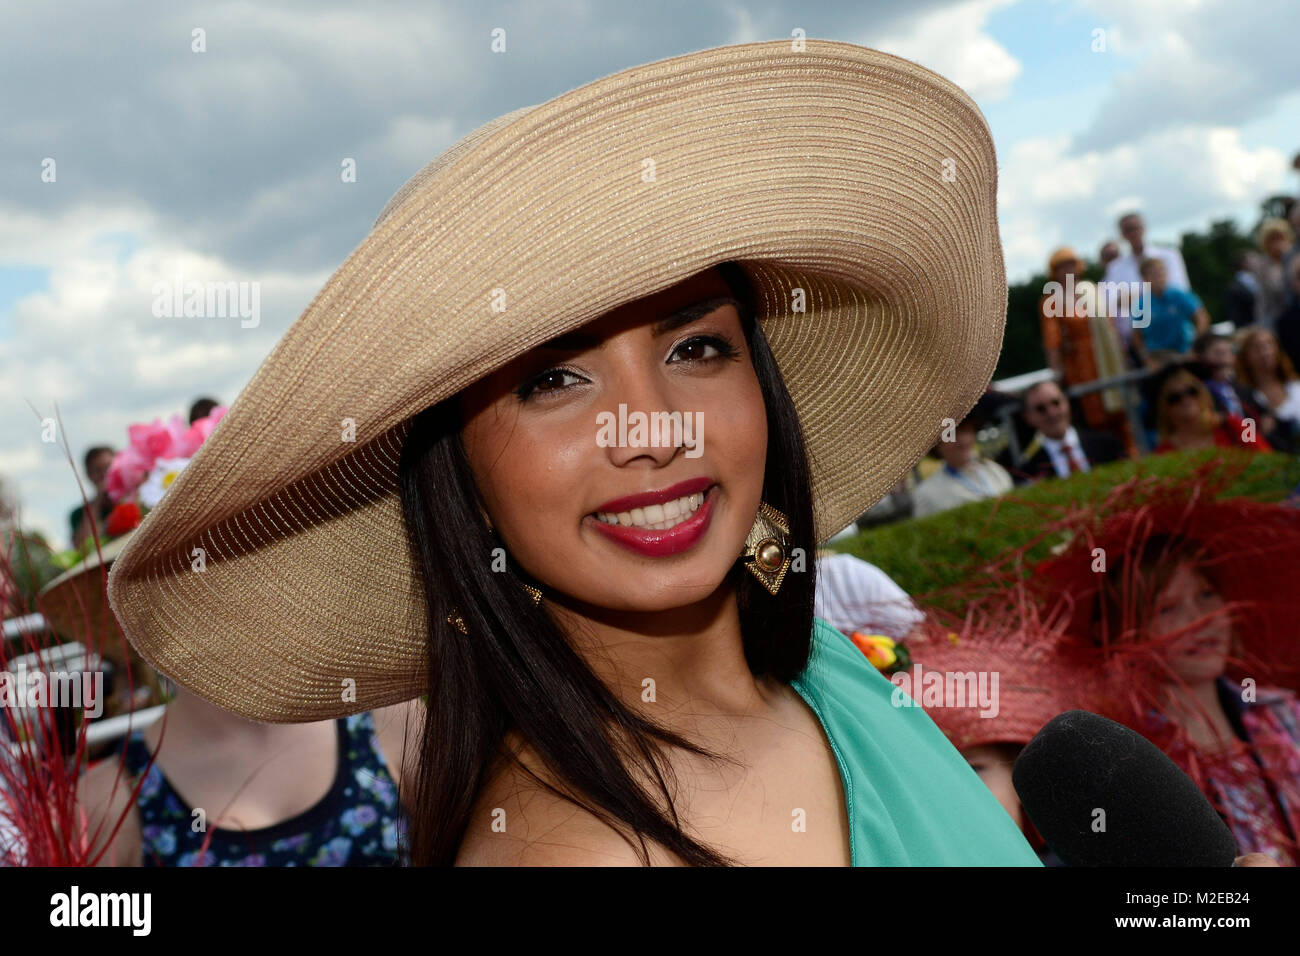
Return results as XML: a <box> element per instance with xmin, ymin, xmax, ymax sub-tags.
<box><xmin>515</xmin><ymin>368</ymin><xmax>584</xmax><ymax>401</ymax></box>
<box><xmin>669</xmin><ymin>334</ymin><xmax>738</xmax><ymax>364</ymax></box>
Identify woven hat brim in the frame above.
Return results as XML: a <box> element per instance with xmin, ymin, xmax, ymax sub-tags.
<box><xmin>107</xmin><ymin>38</ymin><xmax>1005</xmax><ymax>722</ymax></box>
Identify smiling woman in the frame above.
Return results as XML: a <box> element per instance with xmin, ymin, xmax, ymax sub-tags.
<box><xmin>1033</xmin><ymin>493</ymin><xmax>1300</xmax><ymax>866</ymax></box>
<box><xmin>105</xmin><ymin>39</ymin><xmax>1038</xmax><ymax>866</ymax></box>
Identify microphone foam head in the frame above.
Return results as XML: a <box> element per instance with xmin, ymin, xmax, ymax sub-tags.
<box><xmin>1012</xmin><ymin>710</ymin><xmax>1237</xmax><ymax>867</ymax></box>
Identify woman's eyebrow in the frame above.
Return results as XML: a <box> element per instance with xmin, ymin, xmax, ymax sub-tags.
<box><xmin>538</xmin><ymin>295</ymin><xmax>740</xmax><ymax>351</ymax></box>
<box><xmin>650</xmin><ymin>295</ymin><xmax>740</xmax><ymax>336</ymax></box>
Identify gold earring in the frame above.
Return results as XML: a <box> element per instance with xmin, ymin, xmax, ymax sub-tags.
<box><xmin>741</xmin><ymin>501</ymin><xmax>792</xmax><ymax>595</ymax></box>
<box><xmin>446</xmin><ymin>581</ymin><xmax>542</xmax><ymax>635</ymax></box>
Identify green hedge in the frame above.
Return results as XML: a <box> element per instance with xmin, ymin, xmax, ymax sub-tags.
<box><xmin>829</xmin><ymin>450</ymin><xmax>1300</xmax><ymax>604</ymax></box>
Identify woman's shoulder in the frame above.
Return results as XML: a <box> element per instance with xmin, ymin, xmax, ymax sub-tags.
<box><xmin>368</xmin><ymin>699</ymin><xmax>424</xmax><ymax>798</ymax></box>
<box><xmin>76</xmin><ymin>753</ymin><xmax>143</xmax><ymax>866</ymax></box>
<box><xmin>1244</xmin><ymin>684</ymin><xmax>1299</xmax><ymax>717</ymax></box>
<box><xmin>795</xmin><ymin>618</ymin><xmax>916</xmax><ymax>724</ymax></box>
<box><xmin>1232</xmin><ymin>685</ymin><xmax>1300</xmax><ymax>753</ymax></box>
<box><xmin>453</xmin><ymin>734</ymin><xmax>677</xmax><ymax>867</ymax></box>
<box><xmin>801</xmin><ymin>617</ymin><xmax>889</xmax><ymax>683</ymax></box>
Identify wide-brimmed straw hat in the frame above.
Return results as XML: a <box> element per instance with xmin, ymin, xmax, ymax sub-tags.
<box><xmin>107</xmin><ymin>39</ymin><xmax>1006</xmax><ymax>722</ymax></box>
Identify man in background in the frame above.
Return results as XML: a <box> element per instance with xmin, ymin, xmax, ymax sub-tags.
<box><xmin>1000</xmin><ymin>380</ymin><xmax>1128</xmax><ymax>485</ymax></box>
<box><xmin>1099</xmin><ymin>240</ymin><xmax>1121</xmax><ymax>272</ymax></box>
<box><xmin>911</xmin><ymin>407</ymin><xmax>1014</xmax><ymax>518</ymax></box>
<box><xmin>1105</xmin><ymin>211</ymin><xmax>1190</xmax><ymax>292</ymax></box>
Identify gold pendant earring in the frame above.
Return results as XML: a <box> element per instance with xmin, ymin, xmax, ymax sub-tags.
<box><xmin>741</xmin><ymin>501</ymin><xmax>792</xmax><ymax>595</ymax></box>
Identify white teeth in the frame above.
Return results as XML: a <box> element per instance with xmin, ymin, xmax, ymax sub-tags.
<box><xmin>595</xmin><ymin>490</ymin><xmax>706</xmax><ymax>530</ymax></box>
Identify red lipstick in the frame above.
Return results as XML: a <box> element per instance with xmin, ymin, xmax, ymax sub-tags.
<box><xmin>593</xmin><ymin>476</ymin><xmax>713</xmax><ymax>515</ymax></box>
<box><xmin>588</xmin><ymin>476</ymin><xmax>716</xmax><ymax>558</ymax></box>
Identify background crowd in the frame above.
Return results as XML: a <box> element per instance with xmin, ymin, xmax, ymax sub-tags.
<box><xmin>893</xmin><ymin>174</ymin><xmax>1300</xmax><ymax>524</ymax></box>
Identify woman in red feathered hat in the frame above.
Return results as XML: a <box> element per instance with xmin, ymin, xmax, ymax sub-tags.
<box><xmin>1032</xmin><ymin>476</ymin><xmax>1300</xmax><ymax>865</ymax></box>
<box><xmin>886</xmin><ymin>586</ymin><xmax>1115</xmax><ymax>864</ymax></box>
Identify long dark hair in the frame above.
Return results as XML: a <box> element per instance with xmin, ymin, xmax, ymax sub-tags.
<box><xmin>397</xmin><ymin>261</ymin><xmax>816</xmax><ymax>865</ymax></box>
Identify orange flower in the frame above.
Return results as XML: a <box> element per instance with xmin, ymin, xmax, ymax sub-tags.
<box><xmin>850</xmin><ymin>632</ymin><xmax>898</xmax><ymax>670</ymax></box>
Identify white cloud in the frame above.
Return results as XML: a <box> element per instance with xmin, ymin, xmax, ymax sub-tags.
<box><xmin>723</xmin><ymin>2</ymin><xmax>764</xmax><ymax>44</ymax></box>
<box><xmin>0</xmin><ymin>204</ymin><xmax>154</xmax><ymax>267</ymax></box>
<box><xmin>873</xmin><ymin>0</ymin><xmax>1022</xmax><ymax>100</ymax></box>
<box><xmin>0</xmin><ymin>204</ymin><xmax>328</xmax><ymax>550</ymax></box>
<box><xmin>997</xmin><ymin>125</ymin><xmax>1290</xmax><ymax>279</ymax></box>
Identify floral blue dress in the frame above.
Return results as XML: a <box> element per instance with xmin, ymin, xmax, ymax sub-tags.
<box><xmin>119</xmin><ymin>711</ymin><xmax>407</xmax><ymax>866</ymax></box>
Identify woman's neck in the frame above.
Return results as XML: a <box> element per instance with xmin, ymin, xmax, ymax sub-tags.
<box><xmin>547</xmin><ymin>583</ymin><xmax>777</xmax><ymax>726</ymax></box>
<box><xmin>1162</xmin><ymin>679</ymin><xmax>1238</xmax><ymax>751</ymax></box>
<box><xmin>146</xmin><ymin>687</ymin><xmax>317</xmax><ymax>751</ymax></box>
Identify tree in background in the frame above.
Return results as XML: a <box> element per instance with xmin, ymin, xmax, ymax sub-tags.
<box><xmin>1180</xmin><ymin>218</ymin><xmax>1254</xmax><ymax>327</ymax></box>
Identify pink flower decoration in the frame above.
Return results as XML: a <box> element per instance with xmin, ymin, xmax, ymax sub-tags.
<box><xmin>104</xmin><ymin>444</ymin><xmax>153</xmax><ymax>504</ymax></box>
<box><xmin>103</xmin><ymin>407</ymin><xmax>228</xmax><ymax>504</ymax></box>
<box><xmin>179</xmin><ymin>405</ymin><xmax>228</xmax><ymax>456</ymax></box>
<box><xmin>165</xmin><ymin>413</ymin><xmax>191</xmax><ymax>453</ymax></box>
<box><xmin>127</xmin><ymin>417</ymin><xmax>177</xmax><ymax>461</ymax></box>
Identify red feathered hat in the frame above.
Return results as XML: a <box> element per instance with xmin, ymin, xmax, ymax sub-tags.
<box><xmin>900</xmin><ymin>586</ymin><xmax>1116</xmax><ymax>751</ymax></box>
<box><xmin>896</xmin><ymin>458</ymin><xmax>1300</xmax><ymax>749</ymax></box>
<box><xmin>1031</xmin><ymin>478</ymin><xmax>1300</xmax><ymax>696</ymax></box>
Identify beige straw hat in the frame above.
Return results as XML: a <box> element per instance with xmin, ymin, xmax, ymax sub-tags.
<box><xmin>107</xmin><ymin>38</ymin><xmax>1005</xmax><ymax>722</ymax></box>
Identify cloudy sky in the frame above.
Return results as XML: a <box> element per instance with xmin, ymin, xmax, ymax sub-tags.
<box><xmin>3</xmin><ymin>0</ymin><xmax>1298</xmax><ymax>548</ymax></box>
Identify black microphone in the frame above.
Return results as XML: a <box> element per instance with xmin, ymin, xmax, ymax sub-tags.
<box><xmin>1012</xmin><ymin>710</ymin><xmax>1237</xmax><ymax>866</ymax></box>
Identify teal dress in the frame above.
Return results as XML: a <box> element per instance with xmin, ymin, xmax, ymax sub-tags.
<box><xmin>790</xmin><ymin>617</ymin><xmax>1043</xmax><ymax>866</ymax></box>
